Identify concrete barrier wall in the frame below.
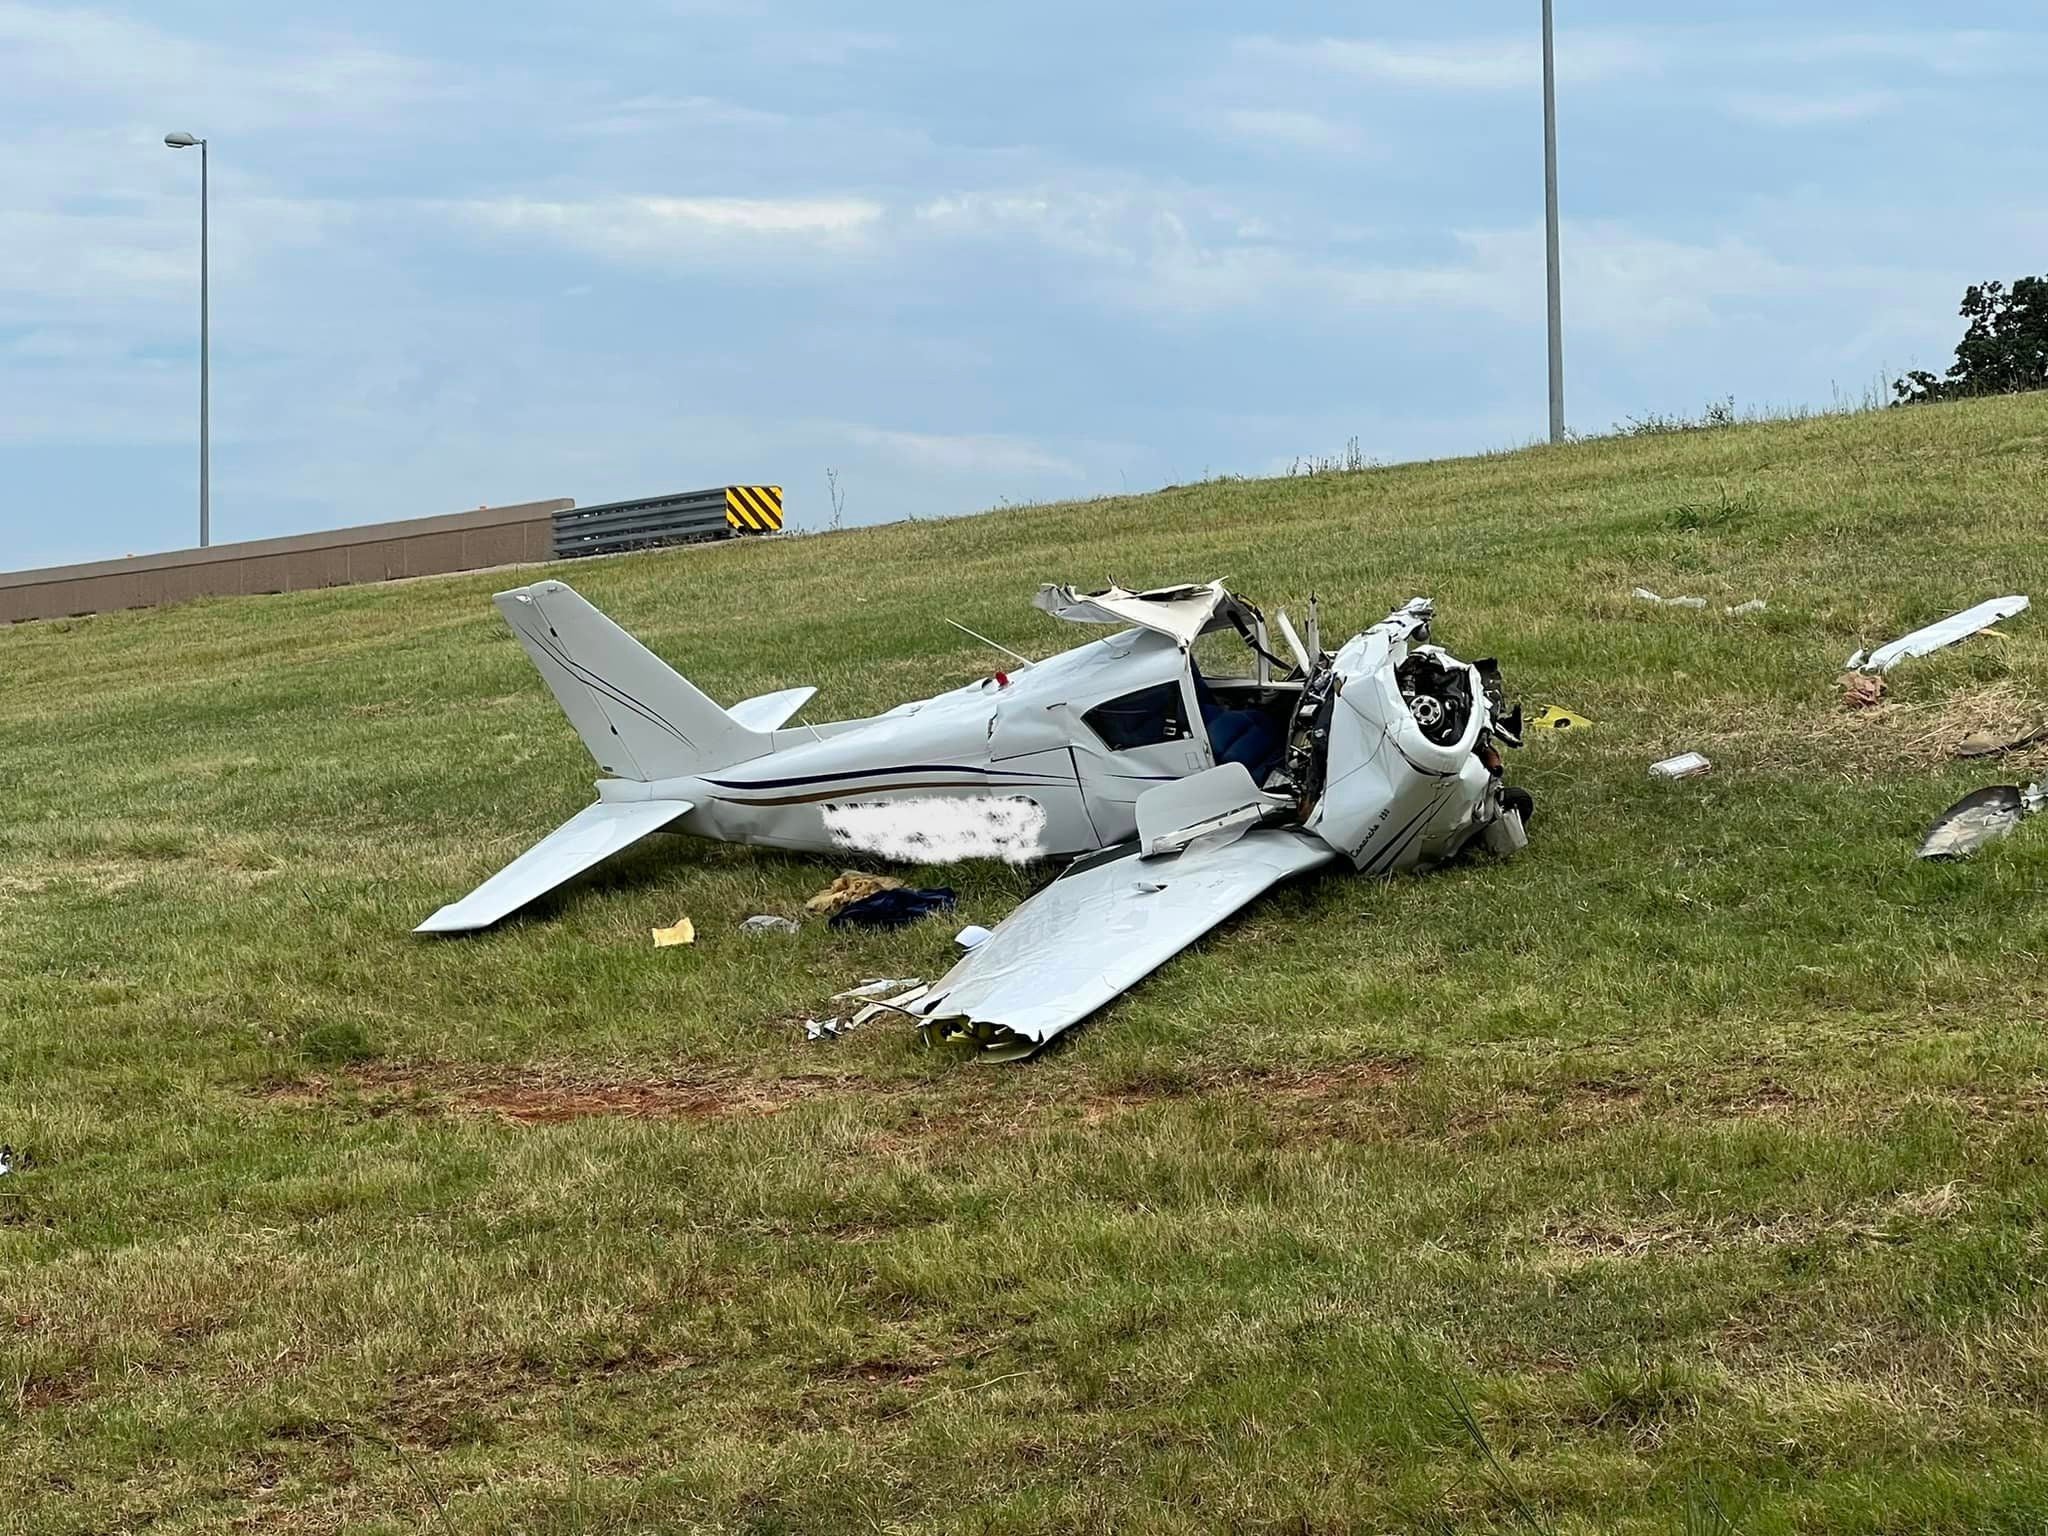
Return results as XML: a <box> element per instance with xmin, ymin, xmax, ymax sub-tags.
<box><xmin>0</xmin><ymin>499</ymin><xmax>573</xmax><ymax>624</ymax></box>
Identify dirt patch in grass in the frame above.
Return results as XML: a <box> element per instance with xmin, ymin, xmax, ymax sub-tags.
<box><xmin>260</xmin><ymin>1057</ymin><xmax>1425</xmax><ymax>1137</ymax></box>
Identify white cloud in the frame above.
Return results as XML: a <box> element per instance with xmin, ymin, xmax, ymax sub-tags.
<box><xmin>1239</xmin><ymin>32</ymin><xmax>1659</xmax><ymax>90</ymax></box>
<box><xmin>1754</xmin><ymin>29</ymin><xmax>2036</xmax><ymax>75</ymax></box>
<box><xmin>1215</xmin><ymin>108</ymin><xmax>1363</xmax><ymax>153</ymax></box>
<box><xmin>461</xmin><ymin>194</ymin><xmax>884</xmax><ymax>264</ymax></box>
<box><xmin>0</xmin><ymin>2</ymin><xmax>445</xmax><ymax>125</ymax></box>
<box><xmin>1722</xmin><ymin>90</ymin><xmax>1901</xmax><ymax>127</ymax></box>
<box><xmin>842</xmin><ymin>426</ymin><xmax>1081</xmax><ymax>477</ymax></box>
<box><xmin>564</xmin><ymin>93</ymin><xmax>790</xmax><ymax>138</ymax></box>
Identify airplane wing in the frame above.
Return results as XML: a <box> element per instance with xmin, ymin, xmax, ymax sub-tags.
<box><xmin>415</xmin><ymin>799</ymin><xmax>694</xmax><ymax>934</ymax></box>
<box><xmin>907</xmin><ymin>828</ymin><xmax>1336</xmax><ymax>1060</ymax></box>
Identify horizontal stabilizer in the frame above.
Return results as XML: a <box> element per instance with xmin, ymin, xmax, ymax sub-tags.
<box><xmin>729</xmin><ymin>685</ymin><xmax>817</xmax><ymax>733</ymax></box>
<box><xmin>416</xmin><ymin>799</ymin><xmax>693</xmax><ymax>934</ymax></box>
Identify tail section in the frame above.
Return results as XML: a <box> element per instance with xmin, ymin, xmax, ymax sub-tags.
<box><xmin>495</xmin><ymin>580</ymin><xmax>769</xmax><ymax>781</ymax></box>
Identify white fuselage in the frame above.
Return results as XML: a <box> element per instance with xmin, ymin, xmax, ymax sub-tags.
<box><xmin>605</xmin><ymin>626</ymin><xmax>1218</xmax><ymax>861</ymax></box>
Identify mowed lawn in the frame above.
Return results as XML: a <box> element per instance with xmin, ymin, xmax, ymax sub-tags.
<box><xmin>6</xmin><ymin>395</ymin><xmax>2048</xmax><ymax>1534</ymax></box>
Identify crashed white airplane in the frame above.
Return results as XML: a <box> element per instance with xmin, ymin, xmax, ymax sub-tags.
<box><xmin>420</xmin><ymin>579</ymin><xmax>1533</xmax><ymax>1058</ymax></box>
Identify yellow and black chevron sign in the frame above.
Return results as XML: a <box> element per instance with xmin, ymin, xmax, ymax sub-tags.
<box><xmin>725</xmin><ymin>485</ymin><xmax>783</xmax><ymax>533</ymax></box>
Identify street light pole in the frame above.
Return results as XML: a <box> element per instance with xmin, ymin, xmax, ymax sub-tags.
<box><xmin>164</xmin><ymin>131</ymin><xmax>209</xmax><ymax>546</ymax></box>
<box><xmin>1541</xmin><ymin>0</ymin><xmax>1565</xmax><ymax>444</ymax></box>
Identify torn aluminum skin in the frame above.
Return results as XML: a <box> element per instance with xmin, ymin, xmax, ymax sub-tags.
<box><xmin>1917</xmin><ymin>783</ymin><xmax>2046</xmax><ymax>860</ymax></box>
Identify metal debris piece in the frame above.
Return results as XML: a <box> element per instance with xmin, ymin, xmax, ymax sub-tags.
<box><xmin>1839</xmin><ymin>672</ymin><xmax>1887</xmax><ymax>709</ymax></box>
<box><xmin>1848</xmin><ymin>595</ymin><xmax>2030</xmax><ymax>673</ymax></box>
<box><xmin>740</xmin><ymin>914</ymin><xmax>800</xmax><ymax>934</ymax></box>
<box><xmin>1649</xmin><ymin>752</ymin><xmax>1712</xmax><ymax>780</ymax></box>
<box><xmin>1634</xmin><ymin>588</ymin><xmax>1708</xmax><ymax>609</ymax></box>
<box><xmin>804</xmin><ymin>1017</ymin><xmax>842</xmax><ymax>1041</ymax></box>
<box><xmin>651</xmin><ymin>916</ymin><xmax>696</xmax><ymax>947</ymax></box>
<box><xmin>955</xmin><ymin>925</ymin><xmax>992</xmax><ymax>950</ymax></box>
<box><xmin>832</xmin><ymin>977</ymin><xmax>922</xmax><ymax>1000</ymax></box>
<box><xmin>0</xmin><ymin>1145</ymin><xmax>13</xmax><ymax>1178</ymax></box>
<box><xmin>803</xmin><ymin>871</ymin><xmax>905</xmax><ymax>918</ymax></box>
<box><xmin>1957</xmin><ymin>726</ymin><xmax>2048</xmax><ymax>759</ymax></box>
<box><xmin>1528</xmin><ymin>705</ymin><xmax>1591</xmax><ymax>731</ymax></box>
<box><xmin>1725</xmin><ymin>599</ymin><xmax>1767</xmax><ymax>616</ymax></box>
<box><xmin>849</xmin><ymin>984</ymin><xmax>932</xmax><ymax>1029</ymax></box>
<box><xmin>1917</xmin><ymin>783</ymin><xmax>2046</xmax><ymax>859</ymax></box>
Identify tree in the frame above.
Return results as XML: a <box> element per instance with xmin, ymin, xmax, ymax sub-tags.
<box><xmin>1893</xmin><ymin>276</ymin><xmax>2048</xmax><ymax>405</ymax></box>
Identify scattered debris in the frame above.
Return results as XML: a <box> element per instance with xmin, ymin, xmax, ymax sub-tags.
<box><xmin>1725</xmin><ymin>598</ymin><xmax>1767</xmax><ymax>617</ymax></box>
<box><xmin>829</xmin><ymin>886</ymin><xmax>957</xmax><ymax>930</ymax></box>
<box><xmin>651</xmin><ymin>916</ymin><xmax>696</xmax><ymax>947</ymax></box>
<box><xmin>1634</xmin><ymin>587</ymin><xmax>1708</xmax><ymax>609</ymax></box>
<box><xmin>1918</xmin><ymin>784</ymin><xmax>2045</xmax><ymax>859</ymax></box>
<box><xmin>804</xmin><ymin>871</ymin><xmax>905</xmax><ymax>918</ymax></box>
<box><xmin>807</xmin><ymin>979</ymin><xmax>934</xmax><ymax>1040</ymax></box>
<box><xmin>1957</xmin><ymin>725</ymin><xmax>2048</xmax><ymax>759</ymax></box>
<box><xmin>1528</xmin><ymin>706</ymin><xmax>1591</xmax><ymax>732</ymax></box>
<box><xmin>1839</xmin><ymin>672</ymin><xmax>1887</xmax><ymax>710</ymax></box>
<box><xmin>848</xmin><ymin>983</ymin><xmax>932</xmax><ymax>1030</ymax></box>
<box><xmin>739</xmin><ymin>914</ymin><xmax>800</xmax><ymax>934</ymax></box>
<box><xmin>1649</xmin><ymin>752</ymin><xmax>1712</xmax><ymax>780</ymax></box>
<box><xmin>955</xmin><ymin>925</ymin><xmax>993</xmax><ymax>950</ymax></box>
<box><xmin>0</xmin><ymin>1145</ymin><xmax>13</xmax><ymax>1177</ymax></box>
<box><xmin>1846</xmin><ymin>595</ymin><xmax>2030</xmax><ymax>673</ymax></box>
<box><xmin>832</xmin><ymin>977</ymin><xmax>922</xmax><ymax>1000</ymax></box>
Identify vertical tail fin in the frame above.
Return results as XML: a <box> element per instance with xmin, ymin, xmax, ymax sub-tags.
<box><xmin>495</xmin><ymin>579</ymin><xmax>768</xmax><ymax>781</ymax></box>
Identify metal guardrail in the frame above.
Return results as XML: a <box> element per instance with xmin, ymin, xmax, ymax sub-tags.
<box><xmin>551</xmin><ymin>489</ymin><xmax>733</xmax><ymax>560</ymax></box>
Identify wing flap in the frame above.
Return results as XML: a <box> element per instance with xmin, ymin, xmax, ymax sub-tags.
<box><xmin>416</xmin><ymin>799</ymin><xmax>694</xmax><ymax>934</ymax></box>
<box><xmin>908</xmin><ymin>828</ymin><xmax>1335</xmax><ymax>1059</ymax></box>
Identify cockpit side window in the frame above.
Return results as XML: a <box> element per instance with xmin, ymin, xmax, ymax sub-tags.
<box><xmin>1082</xmin><ymin>682</ymin><xmax>1190</xmax><ymax>751</ymax></box>
<box><xmin>1192</xmin><ymin>625</ymin><xmax>1258</xmax><ymax>680</ymax></box>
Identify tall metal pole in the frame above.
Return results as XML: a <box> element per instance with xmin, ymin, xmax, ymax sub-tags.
<box><xmin>1541</xmin><ymin>0</ymin><xmax>1565</xmax><ymax>444</ymax></box>
<box><xmin>198</xmin><ymin>137</ymin><xmax>210</xmax><ymax>547</ymax></box>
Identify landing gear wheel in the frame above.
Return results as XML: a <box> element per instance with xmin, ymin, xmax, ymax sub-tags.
<box><xmin>1502</xmin><ymin>786</ymin><xmax>1535</xmax><ymax>829</ymax></box>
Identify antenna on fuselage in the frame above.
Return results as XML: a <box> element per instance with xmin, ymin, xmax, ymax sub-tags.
<box><xmin>944</xmin><ymin>618</ymin><xmax>1035</xmax><ymax>669</ymax></box>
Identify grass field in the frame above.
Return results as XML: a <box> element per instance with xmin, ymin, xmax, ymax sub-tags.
<box><xmin>7</xmin><ymin>394</ymin><xmax>2048</xmax><ymax>1533</ymax></box>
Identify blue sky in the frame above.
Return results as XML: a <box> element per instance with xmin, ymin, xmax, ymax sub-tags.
<box><xmin>2</xmin><ymin>2</ymin><xmax>2044</xmax><ymax>568</ymax></box>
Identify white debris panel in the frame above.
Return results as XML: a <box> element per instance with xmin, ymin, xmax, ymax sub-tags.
<box><xmin>1848</xmin><ymin>595</ymin><xmax>2029</xmax><ymax>673</ymax></box>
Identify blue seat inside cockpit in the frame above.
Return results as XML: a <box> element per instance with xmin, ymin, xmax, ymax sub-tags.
<box><xmin>1191</xmin><ymin>662</ymin><xmax>1285</xmax><ymax>783</ymax></box>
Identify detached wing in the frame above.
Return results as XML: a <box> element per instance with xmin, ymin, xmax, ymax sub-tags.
<box><xmin>416</xmin><ymin>799</ymin><xmax>694</xmax><ymax>934</ymax></box>
<box><xmin>908</xmin><ymin>828</ymin><xmax>1335</xmax><ymax>1060</ymax></box>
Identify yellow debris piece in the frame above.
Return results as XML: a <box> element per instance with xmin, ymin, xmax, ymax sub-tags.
<box><xmin>651</xmin><ymin>916</ymin><xmax>696</xmax><ymax>948</ymax></box>
<box><xmin>1529</xmin><ymin>706</ymin><xmax>1592</xmax><ymax>731</ymax></box>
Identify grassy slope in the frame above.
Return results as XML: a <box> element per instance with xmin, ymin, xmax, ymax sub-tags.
<box><xmin>5</xmin><ymin>395</ymin><xmax>2048</xmax><ymax>1534</ymax></box>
